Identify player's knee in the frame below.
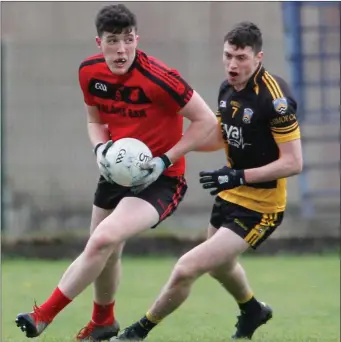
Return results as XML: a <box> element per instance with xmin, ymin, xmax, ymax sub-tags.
<box><xmin>106</xmin><ymin>244</ymin><xmax>124</xmax><ymax>265</ymax></box>
<box><xmin>85</xmin><ymin>229</ymin><xmax>122</xmax><ymax>256</ymax></box>
<box><xmin>209</xmin><ymin>268</ymin><xmax>224</xmax><ymax>280</ymax></box>
<box><xmin>172</xmin><ymin>258</ymin><xmax>201</xmax><ymax>284</ymax></box>
<box><xmin>171</xmin><ymin>264</ymin><xmax>195</xmax><ymax>284</ymax></box>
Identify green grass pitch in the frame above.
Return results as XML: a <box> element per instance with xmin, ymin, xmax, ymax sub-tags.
<box><xmin>2</xmin><ymin>255</ymin><xmax>340</xmax><ymax>342</ymax></box>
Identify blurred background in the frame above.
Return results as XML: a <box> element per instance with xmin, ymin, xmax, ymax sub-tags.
<box><xmin>1</xmin><ymin>1</ymin><xmax>340</xmax><ymax>255</ymax></box>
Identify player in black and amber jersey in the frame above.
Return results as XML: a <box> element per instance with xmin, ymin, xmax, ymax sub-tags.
<box><xmin>15</xmin><ymin>4</ymin><xmax>217</xmax><ymax>341</ymax></box>
<box><xmin>114</xmin><ymin>22</ymin><xmax>302</xmax><ymax>341</ymax></box>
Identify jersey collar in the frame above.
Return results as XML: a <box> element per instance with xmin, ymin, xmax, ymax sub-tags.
<box><xmin>246</xmin><ymin>63</ymin><xmax>265</xmax><ymax>95</ymax></box>
<box><xmin>126</xmin><ymin>50</ymin><xmax>140</xmax><ymax>73</ymax></box>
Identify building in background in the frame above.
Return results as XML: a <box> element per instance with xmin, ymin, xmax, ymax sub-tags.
<box><xmin>1</xmin><ymin>2</ymin><xmax>339</xmax><ymax>241</ymax></box>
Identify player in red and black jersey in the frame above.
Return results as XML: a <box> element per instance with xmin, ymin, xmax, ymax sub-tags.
<box><xmin>15</xmin><ymin>4</ymin><xmax>217</xmax><ymax>341</ymax></box>
<box><xmin>79</xmin><ymin>49</ymin><xmax>192</xmax><ymax>178</ymax></box>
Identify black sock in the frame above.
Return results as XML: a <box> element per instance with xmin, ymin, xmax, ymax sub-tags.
<box><xmin>238</xmin><ymin>296</ymin><xmax>262</xmax><ymax>314</ymax></box>
<box><xmin>135</xmin><ymin>315</ymin><xmax>157</xmax><ymax>336</ymax></box>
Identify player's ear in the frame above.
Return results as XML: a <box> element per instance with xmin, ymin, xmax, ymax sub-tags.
<box><xmin>95</xmin><ymin>36</ymin><xmax>102</xmax><ymax>49</ymax></box>
<box><xmin>136</xmin><ymin>35</ymin><xmax>140</xmax><ymax>43</ymax></box>
<box><xmin>256</xmin><ymin>50</ymin><xmax>264</xmax><ymax>63</ymax></box>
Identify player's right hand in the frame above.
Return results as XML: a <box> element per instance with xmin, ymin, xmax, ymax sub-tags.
<box><xmin>94</xmin><ymin>140</ymin><xmax>114</xmax><ymax>183</ymax></box>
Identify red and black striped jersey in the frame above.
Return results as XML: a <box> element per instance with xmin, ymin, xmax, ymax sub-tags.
<box><xmin>79</xmin><ymin>50</ymin><xmax>194</xmax><ymax>177</ymax></box>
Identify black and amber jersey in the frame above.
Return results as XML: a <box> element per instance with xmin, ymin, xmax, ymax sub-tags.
<box><xmin>216</xmin><ymin>64</ymin><xmax>300</xmax><ymax>213</ymax></box>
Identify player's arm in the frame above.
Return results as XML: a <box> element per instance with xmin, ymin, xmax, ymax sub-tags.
<box><xmin>200</xmin><ymin>137</ymin><xmax>302</xmax><ymax>196</ymax></box>
<box><xmin>244</xmin><ymin>78</ymin><xmax>303</xmax><ymax>183</ymax></box>
<box><xmin>165</xmin><ymin>91</ymin><xmax>218</xmax><ymax>162</ymax></box>
<box><xmin>194</xmin><ymin>81</ymin><xmax>228</xmax><ymax>152</ymax></box>
<box><xmin>78</xmin><ymin>65</ymin><xmax>111</xmax><ymax>151</ymax></box>
<box><xmin>199</xmin><ymin>78</ymin><xmax>302</xmax><ymax>195</ymax></box>
<box><xmin>86</xmin><ymin>104</ymin><xmax>111</xmax><ymax>148</ymax></box>
<box><xmin>194</xmin><ymin>123</ymin><xmax>224</xmax><ymax>151</ymax></box>
<box><xmin>79</xmin><ymin>65</ymin><xmax>113</xmax><ymax>181</ymax></box>
<box><xmin>85</xmin><ymin>105</ymin><xmax>114</xmax><ymax>182</ymax></box>
<box><xmin>244</xmin><ymin>138</ymin><xmax>302</xmax><ymax>183</ymax></box>
<box><xmin>194</xmin><ymin>111</ymin><xmax>225</xmax><ymax>152</ymax></box>
<box><xmin>131</xmin><ymin>70</ymin><xmax>216</xmax><ymax>193</ymax></box>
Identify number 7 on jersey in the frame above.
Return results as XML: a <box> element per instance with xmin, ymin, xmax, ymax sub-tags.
<box><xmin>232</xmin><ymin>106</ymin><xmax>238</xmax><ymax>118</ymax></box>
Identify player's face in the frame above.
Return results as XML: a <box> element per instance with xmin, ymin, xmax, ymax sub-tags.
<box><xmin>223</xmin><ymin>42</ymin><xmax>263</xmax><ymax>90</ymax></box>
<box><xmin>96</xmin><ymin>28</ymin><xmax>139</xmax><ymax>75</ymax></box>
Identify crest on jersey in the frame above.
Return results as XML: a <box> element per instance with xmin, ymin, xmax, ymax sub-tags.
<box><xmin>242</xmin><ymin>108</ymin><xmax>254</xmax><ymax>124</ymax></box>
<box><xmin>130</xmin><ymin>89</ymin><xmax>140</xmax><ymax>102</ymax></box>
<box><xmin>273</xmin><ymin>97</ymin><xmax>288</xmax><ymax>115</ymax></box>
<box><xmin>115</xmin><ymin>90</ymin><xmax>122</xmax><ymax>101</ymax></box>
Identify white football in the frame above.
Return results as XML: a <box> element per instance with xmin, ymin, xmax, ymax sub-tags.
<box><xmin>105</xmin><ymin>138</ymin><xmax>153</xmax><ymax>187</ymax></box>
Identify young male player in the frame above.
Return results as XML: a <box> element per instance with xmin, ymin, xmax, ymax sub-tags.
<box><xmin>113</xmin><ymin>21</ymin><xmax>303</xmax><ymax>341</ymax></box>
<box><xmin>15</xmin><ymin>4</ymin><xmax>217</xmax><ymax>341</ymax></box>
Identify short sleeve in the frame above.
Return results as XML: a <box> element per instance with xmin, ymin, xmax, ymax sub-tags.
<box><xmin>78</xmin><ymin>65</ymin><xmax>96</xmax><ymax>106</ymax></box>
<box><xmin>266</xmin><ymin>76</ymin><xmax>301</xmax><ymax>144</ymax></box>
<box><xmin>154</xmin><ymin>69</ymin><xmax>194</xmax><ymax>113</ymax></box>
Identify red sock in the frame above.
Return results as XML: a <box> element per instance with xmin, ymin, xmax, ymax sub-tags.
<box><xmin>37</xmin><ymin>287</ymin><xmax>72</xmax><ymax>322</ymax></box>
<box><xmin>92</xmin><ymin>301</ymin><xmax>115</xmax><ymax>325</ymax></box>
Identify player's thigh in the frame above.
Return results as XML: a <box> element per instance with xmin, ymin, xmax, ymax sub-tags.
<box><xmin>207</xmin><ymin>223</ymin><xmax>218</xmax><ymax>240</ymax></box>
<box><xmin>177</xmin><ymin>227</ymin><xmax>249</xmax><ymax>276</ymax></box>
<box><xmin>206</xmin><ymin>195</ymin><xmax>231</xmax><ymax>240</ymax></box>
<box><xmin>90</xmin><ymin>205</ymin><xmax>113</xmax><ymax>234</ymax></box>
<box><xmin>91</xmin><ymin>206</ymin><xmax>125</xmax><ymax>262</ymax></box>
<box><xmin>132</xmin><ymin>175</ymin><xmax>188</xmax><ymax>228</ymax></box>
<box><xmin>211</xmin><ymin>197</ymin><xmax>284</xmax><ymax>250</ymax></box>
<box><xmin>93</xmin><ymin>196</ymin><xmax>160</xmax><ymax>244</ymax></box>
<box><xmin>90</xmin><ymin>175</ymin><xmax>187</xmax><ymax>243</ymax></box>
<box><xmin>91</xmin><ymin>175</ymin><xmax>130</xmax><ymax>235</ymax></box>
<box><xmin>90</xmin><ymin>176</ymin><xmax>131</xmax><ymax>252</ymax></box>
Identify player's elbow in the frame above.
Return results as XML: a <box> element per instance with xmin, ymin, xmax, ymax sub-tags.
<box><xmin>278</xmin><ymin>154</ymin><xmax>302</xmax><ymax>177</ymax></box>
<box><xmin>209</xmin><ymin>113</ymin><xmax>219</xmax><ymax>127</ymax></box>
<box><xmin>204</xmin><ymin>113</ymin><xmax>219</xmax><ymax>135</ymax></box>
<box><xmin>196</xmin><ymin>106</ymin><xmax>217</xmax><ymax>124</ymax></box>
<box><xmin>287</xmin><ymin>156</ymin><xmax>303</xmax><ymax>176</ymax></box>
<box><xmin>196</xmin><ymin>143</ymin><xmax>224</xmax><ymax>152</ymax></box>
<box><xmin>296</xmin><ymin>158</ymin><xmax>303</xmax><ymax>174</ymax></box>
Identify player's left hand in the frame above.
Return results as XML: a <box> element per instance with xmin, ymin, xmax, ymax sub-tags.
<box><xmin>199</xmin><ymin>166</ymin><xmax>246</xmax><ymax>195</ymax></box>
<box><xmin>131</xmin><ymin>155</ymin><xmax>172</xmax><ymax>194</ymax></box>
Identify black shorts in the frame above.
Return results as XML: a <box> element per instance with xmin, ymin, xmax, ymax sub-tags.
<box><xmin>94</xmin><ymin>175</ymin><xmax>188</xmax><ymax>228</ymax></box>
<box><xmin>210</xmin><ymin>197</ymin><xmax>284</xmax><ymax>249</ymax></box>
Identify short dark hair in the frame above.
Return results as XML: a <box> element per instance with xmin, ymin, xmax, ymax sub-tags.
<box><xmin>95</xmin><ymin>4</ymin><xmax>137</xmax><ymax>37</ymax></box>
<box><xmin>224</xmin><ymin>22</ymin><xmax>262</xmax><ymax>53</ymax></box>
